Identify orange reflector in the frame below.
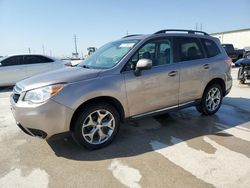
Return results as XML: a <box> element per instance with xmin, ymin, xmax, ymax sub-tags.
<box><xmin>51</xmin><ymin>85</ymin><xmax>64</xmax><ymax>96</ymax></box>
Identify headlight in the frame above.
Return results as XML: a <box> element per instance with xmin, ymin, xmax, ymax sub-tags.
<box><xmin>24</xmin><ymin>84</ymin><xmax>65</xmax><ymax>103</ymax></box>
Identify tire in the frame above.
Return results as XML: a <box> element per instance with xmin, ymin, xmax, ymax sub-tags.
<box><xmin>195</xmin><ymin>104</ymin><xmax>203</xmax><ymax>113</ymax></box>
<box><xmin>240</xmin><ymin>79</ymin><xmax>246</xmax><ymax>84</ymax></box>
<box><xmin>196</xmin><ymin>84</ymin><xmax>223</xmax><ymax>115</ymax></box>
<box><xmin>237</xmin><ymin>67</ymin><xmax>243</xmax><ymax>80</ymax></box>
<box><xmin>72</xmin><ymin>102</ymin><xmax>120</xmax><ymax>150</ymax></box>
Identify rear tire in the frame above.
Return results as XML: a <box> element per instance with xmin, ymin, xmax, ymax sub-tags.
<box><xmin>196</xmin><ymin>84</ymin><xmax>223</xmax><ymax>115</ymax></box>
<box><xmin>72</xmin><ymin>103</ymin><xmax>120</xmax><ymax>150</ymax></box>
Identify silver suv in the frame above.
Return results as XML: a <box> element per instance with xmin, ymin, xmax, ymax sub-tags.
<box><xmin>10</xmin><ymin>29</ymin><xmax>232</xmax><ymax>149</ymax></box>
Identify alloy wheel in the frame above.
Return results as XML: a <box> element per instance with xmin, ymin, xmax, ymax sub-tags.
<box><xmin>205</xmin><ymin>87</ymin><xmax>221</xmax><ymax>112</ymax></box>
<box><xmin>81</xmin><ymin>109</ymin><xmax>115</xmax><ymax>145</ymax></box>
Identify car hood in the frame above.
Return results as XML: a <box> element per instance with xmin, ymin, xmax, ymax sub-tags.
<box><xmin>17</xmin><ymin>67</ymin><xmax>101</xmax><ymax>91</ymax></box>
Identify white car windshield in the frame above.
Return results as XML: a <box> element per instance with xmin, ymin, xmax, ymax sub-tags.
<box><xmin>78</xmin><ymin>39</ymin><xmax>139</xmax><ymax>69</ymax></box>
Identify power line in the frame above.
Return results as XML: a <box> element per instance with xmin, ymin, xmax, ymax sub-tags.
<box><xmin>42</xmin><ymin>44</ymin><xmax>45</xmax><ymax>55</ymax></box>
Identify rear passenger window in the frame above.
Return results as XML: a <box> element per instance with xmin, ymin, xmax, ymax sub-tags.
<box><xmin>174</xmin><ymin>37</ymin><xmax>204</xmax><ymax>62</ymax></box>
<box><xmin>202</xmin><ymin>39</ymin><xmax>220</xmax><ymax>57</ymax></box>
<box><xmin>24</xmin><ymin>55</ymin><xmax>53</xmax><ymax>64</ymax></box>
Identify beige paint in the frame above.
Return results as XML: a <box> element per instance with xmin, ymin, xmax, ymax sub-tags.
<box><xmin>212</xmin><ymin>30</ymin><xmax>250</xmax><ymax>49</ymax></box>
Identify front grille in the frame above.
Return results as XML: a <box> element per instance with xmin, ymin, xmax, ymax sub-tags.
<box><xmin>13</xmin><ymin>94</ymin><xmax>20</xmax><ymax>103</ymax></box>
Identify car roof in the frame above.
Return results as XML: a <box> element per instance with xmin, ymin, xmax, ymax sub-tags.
<box><xmin>122</xmin><ymin>33</ymin><xmax>217</xmax><ymax>41</ymax></box>
<box><xmin>3</xmin><ymin>54</ymin><xmax>57</xmax><ymax>61</ymax></box>
<box><xmin>7</xmin><ymin>53</ymin><xmax>50</xmax><ymax>57</ymax></box>
<box><xmin>120</xmin><ymin>34</ymin><xmax>150</xmax><ymax>40</ymax></box>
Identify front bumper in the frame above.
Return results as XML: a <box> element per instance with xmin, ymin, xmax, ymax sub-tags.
<box><xmin>10</xmin><ymin>95</ymin><xmax>74</xmax><ymax>139</ymax></box>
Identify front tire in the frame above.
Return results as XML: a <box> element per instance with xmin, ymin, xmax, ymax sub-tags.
<box><xmin>196</xmin><ymin>84</ymin><xmax>223</xmax><ymax>115</ymax></box>
<box><xmin>72</xmin><ymin>103</ymin><xmax>120</xmax><ymax>150</ymax></box>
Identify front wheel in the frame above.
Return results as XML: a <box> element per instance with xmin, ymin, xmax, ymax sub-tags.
<box><xmin>196</xmin><ymin>84</ymin><xmax>223</xmax><ymax>115</ymax></box>
<box><xmin>72</xmin><ymin>103</ymin><xmax>120</xmax><ymax>150</ymax></box>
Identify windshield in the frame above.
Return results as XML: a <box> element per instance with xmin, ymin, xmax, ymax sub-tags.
<box><xmin>78</xmin><ymin>39</ymin><xmax>139</xmax><ymax>69</ymax></box>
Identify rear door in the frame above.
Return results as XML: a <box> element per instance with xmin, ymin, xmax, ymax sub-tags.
<box><xmin>23</xmin><ymin>55</ymin><xmax>54</xmax><ymax>77</ymax></box>
<box><xmin>0</xmin><ymin>56</ymin><xmax>25</xmax><ymax>85</ymax></box>
<box><xmin>174</xmin><ymin>36</ymin><xmax>208</xmax><ymax>104</ymax></box>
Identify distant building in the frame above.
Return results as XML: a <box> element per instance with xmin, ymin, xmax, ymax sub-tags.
<box><xmin>211</xmin><ymin>28</ymin><xmax>250</xmax><ymax>50</ymax></box>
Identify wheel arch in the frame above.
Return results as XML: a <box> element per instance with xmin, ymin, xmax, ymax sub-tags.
<box><xmin>70</xmin><ymin>96</ymin><xmax>125</xmax><ymax>132</ymax></box>
<box><xmin>204</xmin><ymin>78</ymin><xmax>226</xmax><ymax>96</ymax></box>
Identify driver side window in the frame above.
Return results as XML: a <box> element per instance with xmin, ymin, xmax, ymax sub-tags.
<box><xmin>124</xmin><ymin>39</ymin><xmax>172</xmax><ymax>71</ymax></box>
<box><xmin>125</xmin><ymin>42</ymin><xmax>156</xmax><ymax>71</ymax></box>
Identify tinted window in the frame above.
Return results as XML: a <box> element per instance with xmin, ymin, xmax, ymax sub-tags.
<box><xmin>158</xmin><ymin>41</ymin><xmax>172</xmax><ymax>65</ymax></box>
<box><xmin>24</xmin><ymin>55</ymin><xmax>53</xmax><ymax>64</ymax></box>
<box><xmin>1</xmin><ymin>56</ymin><xmax>23</xmax><ymax>66</ymax></box>
<box><xmin>174</xmin><ymin>37</ymin><xmax>204</xmax><ymax>62</ymax></box>
<box><xmin>222</xmin><ymin>44</ymin><xmax>234</xmax><ymax>54</ymax></box>
<box><xmin>202</xmin><ymin>39</ymin><xmax>220</xmax><ymax>57</ymax></box>
<box><xmin>39</xmin><ymin>56</ymin><xmax>54</xmax><ymax>63</ymax></box>
<box><xmin>125</xmin><ymin>39</ymin><xmax>173</xmax><ymax>70</ymax></box>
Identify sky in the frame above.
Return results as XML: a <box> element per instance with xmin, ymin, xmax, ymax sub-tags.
<box><xmin>0</xmin><ymin>0</ymin><xmax>249</xmax><ymax>57</ymax></box>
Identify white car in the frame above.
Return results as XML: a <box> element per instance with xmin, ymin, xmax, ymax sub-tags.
<box><xmin>0</xmin><ymin>54</ymin><xmax>66</xmax><ymax>86</ymax></box>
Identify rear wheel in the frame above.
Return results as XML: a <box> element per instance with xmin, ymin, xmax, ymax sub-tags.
<box><xmin>196</xmin><ymin>84</ymin><xmax>223</xmax><ymax>115</ymax></box>
<box><xmin>72</xmin><ymin>103</ymin><xmax>120</xmax><ymax>150</ymax></box>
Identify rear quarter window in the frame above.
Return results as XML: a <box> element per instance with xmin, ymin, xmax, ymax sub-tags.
<box><xmin>202</xmin><ymin>39</ymin><xmax>221</xmax><ymax>58</ymax></box>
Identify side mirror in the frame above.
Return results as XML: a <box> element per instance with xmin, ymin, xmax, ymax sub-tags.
<box><xmin>134</xmin><ymin>59</ymin><xmax>152</xmax><ymax>76</ymax></box>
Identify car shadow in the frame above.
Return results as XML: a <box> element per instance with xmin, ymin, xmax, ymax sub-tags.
<box><xmin>47</xmin><ymin>97</ymin><xmax>250</xmax><ymax>161</ymax></box>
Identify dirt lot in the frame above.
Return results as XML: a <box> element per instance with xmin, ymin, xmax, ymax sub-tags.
<box><xmin>0</xmin><ymin>68</ymin><xmax>250</xmax><ymax>188</ymax></box>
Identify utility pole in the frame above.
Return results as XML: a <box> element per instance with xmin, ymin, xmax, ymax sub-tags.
<box><xmin>50</xmin><ymin>50</ymin><xmax>52</xmax><ymax>56</ymax></box>
<box><xmin>195</xmin><ymin>23</ymin><xmax>203</xmax><ymax>31</ymax></box>
<box><xmin>28</xmin><ymin>48</ymin><xmax>31</xmax><ymax>54</ymax></box>
<box><xmin>73</xmin><ymin>34</ymin><xmax>78</xmax><ymax>58</ymax></box>
<box><xmin>42</xmin><ymin>44</ymin><xmax>45</xmax><ymax>55</ymax></box>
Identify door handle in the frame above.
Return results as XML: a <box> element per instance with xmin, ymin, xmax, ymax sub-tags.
<box><xmin>168</xmin><ymin>70</ymin><xmax>178</xmax><ymax>77</ymax></box>
<box><xmin>203</xmin><ymin>64</ymin><xmax>209</xmax><ymax>69</ymax></box>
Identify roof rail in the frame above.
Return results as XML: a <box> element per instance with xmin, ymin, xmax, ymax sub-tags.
<box><xmin>123</xmin><ymin>34</ymin><xmax>142</xmax><ymax>38</ymax></box>
<box><xmin>154</xmin><ymin>29</ymin><xmax>209</xmax><ymax>35</ymax></box>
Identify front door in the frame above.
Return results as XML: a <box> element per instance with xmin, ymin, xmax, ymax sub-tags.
<box><xmin>123</xmin><ymin>38</ymin><xmax>179</xmax><ymax>117</ymax></box>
